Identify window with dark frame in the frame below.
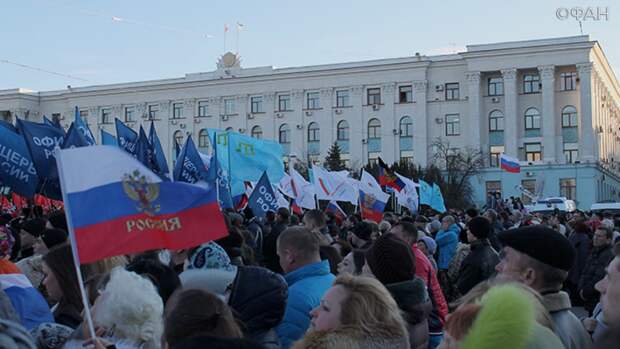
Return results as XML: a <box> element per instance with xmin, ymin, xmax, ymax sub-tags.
<box><xmin>336</xmin><ymin>90</ymin><xmax>350</xmax><ymax>107</ymax></box>
<box><xmin>279</xmin><ymin>124</ymin><xmax>290</xmax><ymax>144</ymax></box>
<box><xmin>337</xmin><ymin>120</ymin><xmax>349</xmax><ymax>141</ymax></box>
<box><xmin>278</xmin><ymin>94</ymin><xmax>291</xmax><ymax>111</ymax></box>
<box><xmin>489</xmin><ymin>110</ymin><xmax>504</xmax><ymax>131</ymax></box>
<box><xmin>367</xmin><ymin>88</ymin><xmax>381</xmax><ymax>105</ymax></box>
<box><xmin>561</xmin><ymin>106</ymin><xmax>578</xmax><ymax>127</ymax></box>
<box><xmin>399</xmin><ymin>85</ymin><xmax>413</xmax><ymax>103</ymax></box>
<box><xmin>445</xmin><ymin>114</ymin><xmax>460</xmax><ymax>136</ymax></box>
<box><xmin>524</xmin><ymin>143</ymin><xmax>542</xmax><ymax>162</ymax></box>
<box><xmin>368</xmin><ymin>119</ymin><xmax>381</xmax><ymax>139</ymax></box>
<box><xmin>224</xmin><ymin>98</ymin><xmax>236</xmax><ymax>115</ymax></box>
<box><xmin>198</xmin><ymin>101</ymin><xmax>208</xmax><ymax>117</ymax></box>
<box><xmin>124</xmin><ymin>106</ymin><xmax>135</xmax><ymax>122</ymax></box>
<box><xmin>489</xmin><ymin>145</ymin><xmax>505</xmax><ymax>167</ymax></box>
<box><xmin>563</xmin><ymin>143</ymin><xmax>578</xmax><ymax>163</ymax></box>
<box><xmin>251</xmin><ymin>96</ymin><xmax>263</xmax><ymax>113</ymax></box>
<box><xmin>400</xmin><ymin>116</ymin><xmax>413</xmax><ymax>136</ymax></box>
<box><xmin>560</xmin><ymin>72</ymin><xmax>577</xmax><ymax>91</ymax></box>
<box><xmin>172</xmin><ymin>103</ymin><xmax>183</xmax><ymax>119</ymax></box>
<box><xmin>174</xmin><ymin>131</ymin><xmax>183</xmax><ymax>146</ymax></box>
<box><xmin>524</xmin><ymin>108</ymin><xmax>541</xmax><ymax>130</ymax></box>
<box><xmin>198</xmin><ymin>129</ymin><xmax>209</xmax><ymax>148</ymax></box>
<box><xmin>485</xmin><ymin>181</ymin><xmax>501</xmax><ymax>196</ymax></box>
<box><xmin>251</xmin><ymin>126</ymin><xmax>262</xmax><ymax>139</ymax></box>
<box><xmin>559</xmin><ymin>178</ymin><xmax>576</xmax><ymax>200</ymax></box>
<box><xmin>521</xmin><ymin>179</ymin><xmax>536</xmax><ymax>204</ymax></box>
<box><xmin>101</xmin><ymin>108</ymin><xmax>111</xmax><ymax>124</ymax></box>
<box><xmin>445</xmin><ymin>83</ymin><xmax>459</xmax><ymax>100</ymax></box>
<box><xmin>148</xmin><ymin>104</ymin><xmax>159</xmax><ymax>119</ymax></box>
<box><xmin>523</xmin><ymin>74</ymin><xmax>540</xmax><ymax>94</ymax></box>
<box><xmin>306</xmin><ymin>92</ymin><xmax>320</xmax><ymax>109</ymax></box>
<box><xmin>488</xmin><ymin>77</ymin><xmax>504</xmax><ymax>96</ymax></box>
<box><xmin>308</xmin><ymin>122</ymin><xmax>320</xmax><ymax>142</ymax></box>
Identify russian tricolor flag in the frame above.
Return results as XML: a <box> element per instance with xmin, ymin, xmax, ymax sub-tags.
<box><xmin>57</xmin><ymin>146</ymin><xmax>228</xmax><ymax>264</ymax></box>
<box><xmin>0</xmin><ymin>273</ymin><xmax>54</xmax><ymax>330</ymax></box>
<box><xmin>500</xmin><ymin>154</ymin><xmax>521</xmax><ymax>173</ymax></box>
<box><xmin>325</xmin><ymin>200</ymin><xmax>346</xmax><ymax>225</ymax></box>
<box><xmin>359</xmin><ymin>190</ymin><xmax>387</xmax><ymax>223</ymax></box>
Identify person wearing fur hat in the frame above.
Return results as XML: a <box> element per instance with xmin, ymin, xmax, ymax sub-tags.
<box><xmin>456</xmin><ymin>217</ymin><xmax>500</xmax><ymax>295</ymax></box>
<box><xmin>347</xmin><ymin>221</ymin><xmax>373</xmax><ymax>249</ymax></box>
<box><xmin>366</xmin><ymin>233</ymin><xmax>431</xmax><ymax>349</ymax></box>
<box><xmin>496</xmin><ymin>226</ymin><xmax>591</xmax><ymax>349</ymax></box>
<box><xmin>293</xmin><ymin>274</ymin><xmax>410</xmax><ymax>349</ymax></box>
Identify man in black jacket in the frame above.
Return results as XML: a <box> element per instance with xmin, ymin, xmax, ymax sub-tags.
<box><xmin>579</xmin><ymin>226</ymin><xmax>615</xmax><ymax>314</ymax></box>
<box><xmin>456</xmin><ymin>216</ymin><xmax>500</xmax><ymax>295</ymax></box>
<box><xmin>262</xmin><ymin>207</ymin><xmax>291</xmax><ymax>273</ymax></box>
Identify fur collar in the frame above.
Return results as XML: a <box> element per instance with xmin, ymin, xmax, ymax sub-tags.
<box><xmin>292</xmin><ymin>324</ymin><xmax>409</xmax><ymax>349</ymax></box>
<box><xmin>541</xmin><ymin>291</ymin><xmax>572</xmax><ymax>313</ymax></box>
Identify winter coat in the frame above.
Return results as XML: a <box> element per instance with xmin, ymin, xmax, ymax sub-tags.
<box><xmin>456</xmin><ymin>239</ymin><xmax>500</xmax><ymax>295</ymax></box>
<box><xmin>410</xmin><ymin>246</ymin><xmax>446</xmax><ymax>333</ymax></box>
<box><xmin>566</xmin><ymin>232</ymin><xmax>591</xmax><ymax>285</ymax></box>
<box><xmin>524</xmin><ymin>323</ymin><xmax>565</xmax><ymax>349</ymax></box>
<box><xmin>435</xmin><ymin>224</ymin><xmax>459</xmax><ymax>270</ymax></box>
<box><xmin>263</xmin><ymin>222</ymin><xmax>289</xmax><ymax>273</ymax></box>
<box><xmin>541</xmin><ymin>291</ymin><xmax>592</xmax><ymax>349</ymax></box>
<box><xmin>229</xmin><ymin>266</ymin><xmax>288</xmax><ymax>349</ymax></box>
<box><xmin>489</xmin><ymin>221</ymin><xmax>503</xmax><ymax>251</ymax></box>
<box><xmin>578</xmin><ymin>244</ymin><xmax>614</xmax><ymax>305</ymax></box>
<box><xmin>291</xmin><ymin>323</ymin><xmax>409</xmax><ymax>349</ymax></box>
<box><xmin>275</xmin><ymin>260</ymin><xmax>335</xmax><ymax>349</ymax></box>
<box><xmin>385</xmin><ymin>278</ymin><xmax>431</xmax><ymax>349</ymax></box>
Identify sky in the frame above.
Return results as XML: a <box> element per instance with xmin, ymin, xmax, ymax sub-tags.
<box><xmin>1</xmin><ymin>0</ymin><xmax>618</xmax><ymax>91</ymax></box>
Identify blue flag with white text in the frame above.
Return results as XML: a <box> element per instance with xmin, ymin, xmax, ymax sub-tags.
<box><xmin>0</xmin><ymin>126</ymin><xmax>39</xmax><ymax>197</ymax></box>
<box><xmin>115</xmin><ymin>118</ymin><xmax>138</xmax><ymax>156</ymax></box>
<box><xmin>173</xmin><ymin>136</ymin><xmax>209</xmax><ymax>185</ymax></box>
<box><xmin>136</xmin><ymin>126</ymin><xmax>159</xmax><ymax>175</ymax></box>
<box><xmin>149</xmin><ymin>121</ymin><xmax>169</xmax><ymax>176</ymax></box>
<box><xmin>62</xmin><ymin>123</ymin><xmax>90</xmax><ymax>149</ymax></box>
<box><xmin>75</xmin><ymin>107</ymin><xmax>95</xmax><ymax>145</ymax></box>
<box><xmin>101</xmin><ymin>129</ymin><xmax>117</xmax><ymax>146</ymax></box>
<box><xmin>0</xmin><ymin>120</ymin><xmax>17</xmax><ymax>133</ymax></box>
<box><xmin>248</xmin><ymin>172</ymin><xmax>279</xmax><ymax>218</ymax></box>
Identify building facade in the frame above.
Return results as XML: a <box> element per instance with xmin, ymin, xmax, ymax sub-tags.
<box><xmin>1</xmin><ymin>35</ymin><xmax>619</xmax><ymax>209</ymax></box>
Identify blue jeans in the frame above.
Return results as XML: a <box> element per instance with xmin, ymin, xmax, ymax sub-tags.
<box><xmin>429</xmin><ymin>333</ymin><xmax>444</xmax><ymax>349</ymax></box>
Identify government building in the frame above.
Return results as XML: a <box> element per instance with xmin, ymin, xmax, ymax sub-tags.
<box><xmin>1</xmin><ymin>35</ymin><xmax>619</xmax><ymax>209</ymax></box>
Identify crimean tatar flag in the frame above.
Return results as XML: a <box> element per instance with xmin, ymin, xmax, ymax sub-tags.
<box><xmin>56</xmin><ymin>146</ymin><xmax>228</xmax><ymax>263</ymax></box>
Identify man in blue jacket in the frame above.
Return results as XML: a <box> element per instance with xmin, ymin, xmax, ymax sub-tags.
<box><xmin>275</xmin><ymin>226</ymin><xmax>335</xmax><ymax>348</ymax></box>
<box><xmin>435</xmin><ymin>215</ymin><xmax>459</xmax><ymax>271</ymax></box>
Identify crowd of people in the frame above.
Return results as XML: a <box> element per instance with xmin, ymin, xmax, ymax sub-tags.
<box><xmin>0</xmin><ymin>199</ymin><xmax>619</xmax><ymax>349</ymax></box>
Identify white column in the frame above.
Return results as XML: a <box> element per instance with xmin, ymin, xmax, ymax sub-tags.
<box><xmin>577</xmin><ymin>62</ymin><xmax>596</xmax><ymax>162</ymax></box>
<box><xmin>539</xmin><ymin>65</ymin><xmax>556</xmax><ymax>162</ymax></box>
<box><xmin>413</xmin><ymin>80</ymin><xmax>428</xmax><ymax>167</ymax></box>
<box><xmin>382</xmin><ymin>83</ymin><xmax>396</xmax><ymax>164</ymax></box>
<box><xmin>291</xmin><ymin>89</ymin><xmax>305</xmax><ymax>159</ymax></box>
<box><xmin>351</xmin><ymin>86</ymin><xmax>364</xmax><ymax>165</ymax></box>
<box><xmin>502</xmin><ymin>68</ymin><xmax>518</xmax><ymax>157</ymax></box>
<box><xmin>466</xmin><ymin>72</ymin><xmax>482</xmax><ymax>152</ymax></box>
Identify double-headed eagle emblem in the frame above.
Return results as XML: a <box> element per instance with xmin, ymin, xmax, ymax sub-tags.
<box><xmin>122</xmin><ymin>170</ymin><xmax>161</xmax><ymax>216</ymax></box>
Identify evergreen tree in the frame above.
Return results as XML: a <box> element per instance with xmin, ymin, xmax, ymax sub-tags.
<box><xmin>324</xmin><ymin>142</ymin><xmax>346</xmax><ymax>171</ymax></box>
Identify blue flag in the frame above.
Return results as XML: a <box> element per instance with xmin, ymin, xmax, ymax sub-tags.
<box><xmin>75</xmin><ymin>107</ymin><xmax>95</xmax><ymax>145</ymax></box>
<box><xmin>136</xmin><ymin>126</ymin><xmax>158</xmax><ymax>174</ymax></box>
<box><xmin>174</xmin><ymin>141</ymin><xmax>181</xmax><ymax>160</ymax></box>
<box><xmin>115</xmin><ymin>118</ymin><xmax>138</xmax><ymax>156</ymax></box>
<box><xmin>148</xmin><ymin>121</ymin><xmax>169</xmax><ymax>176</ymax></box>
<box><xmin>431</xmin><ymin>183</ymin><xmax>447</xmax><ymax>213</ymax></box>
<box><xmin>248</xmin><ymin>172</ymin><xmax>279</xmax><ymax>218</ymax></box>
<box><xmin>0</xmin><ymin>126</ymin><xmax>39</xmax><ymax>197</ymax></box>
<box><xmin>62</xmin><ymin>123</ymin><xmax>90</xmax><ymax>149</ymax></box>
<box><xmin>43</xmin><ymin>116</ymin><xmax>55</xmax><ymax>127</ymax></box>
<box><xmin>0</xmin><ymin>120</ymin><xmax>17</xmax><ymax>133</ymax></box>
<box><xmin>16</xmin><ymin>119</ymin><xmax>65</xmax><ymax>200</ymax></box>
<box><xmin>419</xmin><ymin>180</ymin><xmax>433</xmax><ymax>206</ymax></box>
<box><xmin>173</xmin><ymin>136</ymin><xmax>209</xmax><ymax>185</ymax></box>
<box><xmin>101</xmin><ymin>129</ymin><xmax>117</xmax><ymax>146</ymax></box>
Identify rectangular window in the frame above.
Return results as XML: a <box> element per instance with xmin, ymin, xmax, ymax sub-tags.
<box><xmin>308</xmin><ymin>128</ymin><xmax>320</xmax><ymax>142</ymax></box>
<box><xmin>278</xmin><ymin>94</ymin><xmax>291</xmax><ymax>111</ymax></box>
<box><xmin>445</xmin><ymin>83</ymin><xmax>460</xmax><ymax>100</ymax></box>
<box><xmin>560</xmin><ymin>178</ymin><xmax>577</xmax><ymax>200</ymax></box>
<box><xmin>198</xmin><ymin>101</ymin><xmax>208</xmax><ymax>117</ymax></box>
<box><xmin>148</xmin><ymin>104</ymin><xmax>159</xmax><ymax>119</ymax></box>
<box><xmin>488</xmin><ymin>77</ymin><xmax>504</xmax><ymax>96</ymax></box>
<box><xmin>368</xmin><ymin>157</ymin><xmax>379</xmax><ymax>166</ymax></box>
<box><xmin>124</xmin><ymin>106</ymin><xmax>135</xmax><ymax>122</ymax></box>
<box><xmin>306</xmin><ymin>92</ymin><xmax>320</xmax><ymax>109</ymax></box>
<box><xmin>51</xmin><ymin>113</ymin><xmax>61</xmax><ymax>124</ymax></box>
<box><xmin>489</xmin><ymin>113</ymin><xmax>504</xmax><ymax>131</ymax></box>
<box><xmin>523</xmin><ymin>74</ymin><xmax>540</xmax><ymax>94</ymax></box>
<box><xmin>525</xmin><ymin>111</ymin><xmax>541</xmax><ymax>130</ymax></box>
<box><xmin>79</xmin><ymin>110</ymin><xmax>89</xmax><ymax>120</ymax></box>
<box><xmin>224</xmin><ymin>98</ymin><xmax>236</xmax><ymax>115</ymax></box>
<box><xmin>560</xmin><ymin>72</ymin><xmax>577</xmax><ymax>91</ymax></box>
<box><xmin>101</xmin><ymin>108</ymin><xmax>112</xmax><ymax>124</ymax></box>
<box><xmin>562</xmin><ymin>109</ymin><xmax>578</xmax><ymax>127</ymax></box>
<box><xmin>336</xmin><ymin>90</ymin><xmax>350</xmax><ymax>107</ymax></box>
<box><xmin>563</xmin><ymin>143</ymin><xmax>579</xmax><ymax>163</ymax></box>
<box><xmin>250</xmin><ymin>96</ymin><xmax>264</xmax><ymax>113</ymax></box>
<box><xmin>445</xmin><ymin>114</ymin><xmax>460</xmax><ymax>136</ymax></box>
<box><xmin>367</xmin><ymin>88</ymin><xmax>381</xmax><ymax>105</ymax></box>
<box><xmin>489</xmin><ymin>145</ymin><xmax>505</xmax><ymax>167</ymax></box>
<box><xmin>485</xmin><ymin>181</ymin><xmax>501</xmax><ymax>196</ymax></box>
<box><xmin>172</xmin><ymin>103</ymin><xmax>183</xmax><ymax>119</ymax></box>
<box><xmin>521</xmin><ymin>179</ymin><xmax>536</xmax><ymax>205</ymax></box>
<box><xmin>399</xmin><ymin>85</ymin><xmax>413</xmax><ymax>103</ymax></box>
<box><xmin>525</xmin><ymin>143</ymin><xmax>542</xmax><ymax>162</ymax></box>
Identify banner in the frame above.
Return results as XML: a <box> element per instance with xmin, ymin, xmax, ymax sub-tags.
<box><xmin>431</xmin><ymin>183</ymin><xmax>447</xmax><ymax>213</ymax></box>
<box><xmin>101</xmin><ymin>129</ymin><xmax>118</xmax><ymax>146</ymax></box>
<box><xmin>148</xmin><ymin>121</ymin><xmax>169</xmax><ymax>177</ymax></box>
<box><xmin>311</xmin><ymin>166</ymin><xmax>358</xmax><ymax>204</ymax></box>
<box><xmin>290</xmin><ymin>168</ymin><xmax>316</xmax><ymax>209</ymax></box>
<box><xmin>74</xmin><ymin>107</ymin><xmax>96</xmax><ymax>145</ymax></box>
<box><xmin>115</xmin><ymin>118</ymin><xmax>138</xmax><ymax>156</ymax></box>
<box><xmin>0</xmin><ymin>125</ymin><xmax>39</xmax><ymax>197</ymax></box>
<box><xmin>173</xmin><ymin>136</ymin><xmax>209</xmax><ymax>185</ymax></box>
<box><xmin>419</xmin><ymin>180</ymin><xmax>433</xmax><ymax>206</ymax></box>
<box><xmin>62</xmin><ymin>123</ymin><xmax>91</xmax><ymax>149</ymax></box>
<box><xmin>248</xmin><ymin>172</ymin><xmax>279</xmax><ymax>218</ymax></box>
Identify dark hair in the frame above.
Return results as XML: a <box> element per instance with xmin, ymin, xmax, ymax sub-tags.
<box><xmin>465</xmin><ymin>208</ymin><xmax>479</xmax><ymax>218</ymax></box>
<box><xmin>164</xmin><ymin>289</ymin><xmax>242</xmax><ymax>347</ymax></box>
<box><xmin>276</xmin><ymin>208</ymin><xmax>290</xmax><ymax>223</ymax></box>
<box><xmin>43</xmin><ymin>244</ymin><xmax>83</xmax><ymax>317</ymax></box>
<box><xmin>352</xmin><ymin>249</ymin><xmax>366</xmax><ymax>275</ymax></box>
<box><xmin>126</xmin><ymin>257</ymin><xmax>181</xmax><ymax>304</ymax></box>
<box><xmin>47</xmin><ymin>211</ymin><xmax>68</xmax><ymax>232</ymax></box>
<box><xmin>319</xmin><ymin>245</ymin><xmax>342</xmax><ymax>275</ymax></box>
<box><xmin>331</xmin><ymin>239</ymin><xmax>352</xmax><ymax>258</ymax></box>
<box><xmin>303</xmin><ymin>210</ymin><xmax>326</xmax><ymax>229</ymax></box>
<box><xmin>467</xmin><ymin>216</ymin><xmax>491</xmax><ymax>239</ymax></box>
<box><xmin>20</xmin><ymin>218</ymin><xmax>47</xmax><ymax>238</ymax></box>
<box><xmin>393</xmin><ymin>222</ymin><xmax>418</xmax><ymax>243</ymax></box>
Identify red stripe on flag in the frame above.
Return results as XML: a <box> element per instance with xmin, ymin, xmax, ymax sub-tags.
<box><xmin>74</xmin><ymin>202</ymin><xmax>227</xmax><ymax>263</ymax></box>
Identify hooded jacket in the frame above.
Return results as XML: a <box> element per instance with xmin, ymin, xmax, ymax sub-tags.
<box><xmin>229</xmin><ymin>266</ymin><xmax>288</xmax><ymax>349</ymax></box>
<box><xmin>435</xmin><ymin>223</ymin><xmax>459</xmax><ymax>270</ymax></box>
<box><xmin>385</xmin><ymin>278</ymin><xmax>431</xmax><ymax>349</ymax></box>
<box><xmin>292</xmin><ymin>323</ymin><xmax>409</xmax><ymax>349</ymax></box>
<box><xmin>541</xmin><ymin>291</ymin><xmax>591</xmax><ymax>349</ymax></box>
<box><xmin>275</xmin><ymin>260</ymin><xmax>335</xmax><ymax>349</ymax></box>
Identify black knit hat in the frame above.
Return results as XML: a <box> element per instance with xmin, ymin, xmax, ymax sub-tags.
<box><xmin>467</xmin><ymin>216</ymin><xmax>491</xmax><ymax>239</ymax></box>
<box><xmin>20</xmin><ymin>218</ymin><xmax>47</xmax><ymax>238</ymax></box>
<box><xmin>352</xmin><ymin>222</ymin><xmax>372</xmax><ymax>241</ymax></box>
<box><xmin>498</xmin><ymin>226</ymin><xmax>576</xmax><ymax>271</ymax></box>
<box><xmin>365</xmin><ymin>233</ymin><xmax>415</xmax><ymax>285</ymax></box>
<box><xmin>40</xmin><ymin>228</ymin><xmax>68</xmax><ymax>249</ymax></box>
<box><xmin>47</xmin><ymin>211</ymin><xmax>68</xmax><ymax>232</ymax></box>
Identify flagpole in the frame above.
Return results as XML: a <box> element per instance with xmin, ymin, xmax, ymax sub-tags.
<box><xmin>54</xmin><ymin>149</ymin><xmax>97</xmax><ymax>340</ymax></box>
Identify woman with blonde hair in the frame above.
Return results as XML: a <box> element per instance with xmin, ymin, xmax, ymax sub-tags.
<box><xmin>293</xmin><ymin>274</ymin><xmax>409</xmax><ymax>349</ymax></box>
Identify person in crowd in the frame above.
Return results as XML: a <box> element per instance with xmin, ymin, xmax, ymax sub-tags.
<box><xmin>292</xmin><ymin>274</ymin><xmax>410</xmax><ymax>349</ymax></box>
<box><xmin>456</xmin><ymin>217</ymin><xmax>500</xmax><ymax>295</ymax></box>
<box><xmin>337</xmin><ymin>249</ymin><xmax>373</xmax><ymax>277</ymax></box>
<box><xmin>578</xmin><ymin>227</ymin><xmax>615</xmax><ymax>314</ymax></box>
<box><xmin>303</xmin><ymin>210</ymin><xmax>331</xmax><ymax>244</ymax></box>
<box><xmin>45</xmin><ymin>211</ymin><xmax>67</xmax><ymax>232</ymax></box>
<box><xmin>18</xmin><ymin>218</ymin><xmax>46</xmax><ymax>260</ymax></box>
<box><xmin>481</xmin><ymin>209</ymin><xmax>503</xmax><ymax>251</ymax></box>
<box><xmin>347</xmin><ymin>221</ymin><xmax>373</xmax><ymax>249</ymax></box>
<box><xmin>126</xmin><ymin>256</ymin><xmax>181</xmax><ymax>305</ymax></box>
<box><xmin>81</xmin><ymin>255</ymin><xmax>129</xmax><ymax>283</ymax></box>
<box><xmin>436</xmin><ymin>215</ymin><xmax>459</xmax><ymax>273</ymax></box>
<box><xmin>417</xmin><ymin>236</ymin><xmax>438</xmax><ymax>270</ymax></box>
<box><xmin>566</xmin><ymin>221</ymin><xmax>592</xmax><ymax>305</ymax></box>
<box><xmin>0</xmin><ymin>226</ymin><xmax>53</xmax><ymax>330</ymax></box>
<box><xmin>163</xmin><ymin>288</ymin><xmax>243</xmax><ymax>348</ymax></box>
<box><xmin>244</xmin><ymin>207</ymin><xmax>265</xmax><ymax>260</ymax></box>
<box><xmin>289</xmin><ymin>214</ymin><xmax>300</xmax><ymax>226</ymax></box>
<box><xmin>263</xmin><ymin>207</ymin><xmax>291</xmax><ymax>273</ymax></box>
<box><xmin>550</xmin><ymin>214</ymin><xmax>568</xmax><ymax>236</ymax></box>
<box><xmin>275</xmin><ymin>226</ymin><xmax>335</xmax><ymax>348</ymax></box>
<box><xmin>41</xmin><ymin>243</ymin><xmax>83</xmax><ymax>329</ymax></box>
<box><xmin>589</xmin><ymin>243</ymin><xmax>620</xmax><ymax>344</ymax></box>
<box><xmin>464</xmin><ymin>208</ymin><xmax>478</xmax><ymax>223</ymax></box>
<box><xmin>166</xmin><ymin>336</ymin><xmax>266</xmax><ymax>349</ymax></box>
<box><xmin>495</xmin><ymin>226</ymin><xmax>591</xmax><ymax>349</ymax></box>
<box><xmin>379</xmin><ymin>220</ymin><xmax>392</xmax><ymax>236</ymax></box>
<box><xmin>17</xmin><ymin>228</ymin><xmax>67</xmax><ymax>290</ymax></box>
<box><xmin>319</xmin><ymin>245</ymin><xmax>342</xmax><ymax>275</ymax></box>
<box><xmin>390</xmin><ymin>222</ymin><xmax>447</xmax><ymax>348</ymax></box>
<box><xmin>216</xmin><ymin>226</ymin><xmax>249</xmax><ymax>266</ymax></box>
<box><xmin>329</xmin><ymin>238</ymin><xmax>351</xmax><ymax>258</ymax></box>
<box><xmin>414</xmin><ymin>216</ymin><xmax>431</xmax><ymax>236</ymax></box>
<box><xmin>366</xmin><ymin>233</ymin><xmax>431</xmax><ymax>349</ymax></box>
<box><xmin>0</xmin><ymin>318</ymin><xmax>38</xmax><ymax>349</ymax></box>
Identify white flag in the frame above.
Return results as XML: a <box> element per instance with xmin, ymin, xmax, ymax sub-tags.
<box><xmin>394</xmin><ymin>173</ymin><xmax>419</xmax><ymax>213</ymax></box>
<box><xmin>312</xmin><ymin>166</ymin><xmax>359</xmax><ymax>205</ymax></box>
<box><xmin>290</xmin><ymin>168</ymin><xmax>316</xmax><ymax>209</ymax></box>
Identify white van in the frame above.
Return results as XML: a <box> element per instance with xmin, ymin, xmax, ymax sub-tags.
<box><xmin>590</xmin><ymin>202</ymin><xmax>620</xmax><ymax>215</ymax></box>
<box><xmin>527</xmin><ymin>197</ymin><xmax>577</xmax><ymax>214</ymax></box>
